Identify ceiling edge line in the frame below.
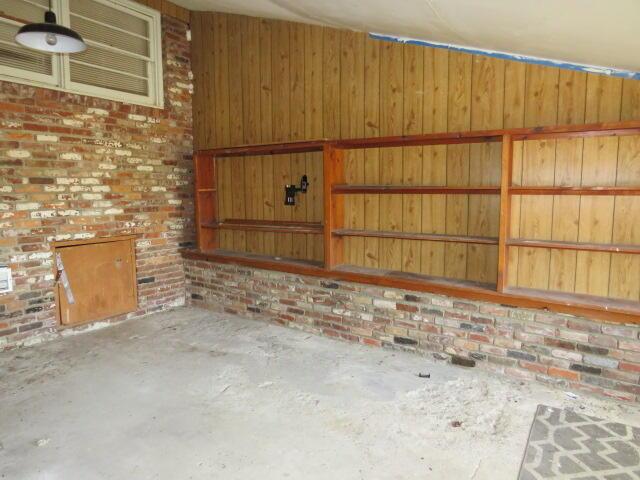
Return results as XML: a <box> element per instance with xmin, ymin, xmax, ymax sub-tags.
<box><xmin>369</xmin><ymin>33</ymin><xmax>640</xmax><ymax>81</ymax></box>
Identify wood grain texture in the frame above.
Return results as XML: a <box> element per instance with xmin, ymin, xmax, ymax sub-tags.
<box><xmin>402</xmin><ymin>44</ymin><xmax>424</xmax><ymax>274</ymax></box>
<box><xmin>575</xmin><ymin>75</ymin><xmax>622</xmax><ymax>297</ymax></box>
<box><xmin>341</xmin><ymin>31</ymin><xmax>365</xmax><ymax>267</ymax></box>
<box><xmin>363</xmin><ymin>36</ymin><xmax>381</xmax><ymax>269</ymax></box>
<box><xmin>516</xmin><ymin>64</ymin><xmax>559</xmax><ymax>290</ymax></box>
<box><xmin>56</xmin><ymin>239</ymin><xmax>137</xmax><ymax>326</ymax></box>
<box><xmin>191</xmin><ymin>11</ymin><xmax>640</xmax><ymax>303</ymax></box>
<box><xmin>445</xmin><ymin>52</ymin><xmax>472</xmax><ymax>280</ymax></box>
<box><xmin>379</xmin><ymin>40</ymin><xmax>404</xmax><ymax>271</ymax></box>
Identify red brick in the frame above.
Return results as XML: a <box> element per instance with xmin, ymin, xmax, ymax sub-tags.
<box><xmin>362</xmin><ymin>337</ymin><xmax>382</xmax><ymax>347</ymax></box>
<box><xmin>548</xmin><ymin>367</ymin><xmax>580</xmax><ymax>381</ymax></box>
<box><xmin>0</xmin><ymin>15</ymin><xmax>193</xmax><ymax>352</ymax></box>
<box><xmin>520</xmin><ymin>361</ymin><xmax>548</xmax><ymax>374</ymax></box>
<box><xmin>619</xmin><ymin>362</ymin><xmax>640</xmax><ymax>373</ymax></box>
<box><xmin>396</xmin><ymin>303</ymin><xmax>418</xmax><ymax>313</ymax></box>
<box><xmin>469</xmin><ymin>333</ymin><xmax>492</xmax><ymax>343</ymax></box>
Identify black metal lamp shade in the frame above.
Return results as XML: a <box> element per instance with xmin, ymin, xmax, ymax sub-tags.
<box><xmin>15</xmin><ymin>10</ymin><xmax>86</xmax><ymax>54</ymax></box>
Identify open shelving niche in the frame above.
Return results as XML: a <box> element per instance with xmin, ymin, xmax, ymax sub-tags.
<box><xmin>189</xmin><ymin>120</ymin><xmax>640</xmax><ymax>323</ymax></box>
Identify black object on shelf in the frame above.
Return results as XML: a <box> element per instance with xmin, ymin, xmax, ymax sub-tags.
<box><xmin>285</xmin><ymin>175</ymin><xmax>309</xmax><ymax>205</ymax></box>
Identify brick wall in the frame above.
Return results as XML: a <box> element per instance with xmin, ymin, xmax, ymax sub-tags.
<box><xmin>185</xmin><ymin>259</ymin><xmax>640</xmax><ymax>402</ymax></box>
<box><xmin>0</xmin><ymin>15</ymin><xmax>193</xmax><ymax>350</ymax></box>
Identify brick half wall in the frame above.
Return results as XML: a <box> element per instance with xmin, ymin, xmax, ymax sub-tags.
<box><xmin>185</xmin><ymin>259</ymin><xmax>640</xmax><ymax>403</ymax></box>
<box><xmin>0</xmin><ymin>15</ymin><xmax>193</xmax><ymax>350</ymax></box>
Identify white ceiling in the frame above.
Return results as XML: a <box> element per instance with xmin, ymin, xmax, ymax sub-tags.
<box><xmin>174</xmin><ymin>0</ymin><xmax>640</xmax><ymax>75</ymax></box>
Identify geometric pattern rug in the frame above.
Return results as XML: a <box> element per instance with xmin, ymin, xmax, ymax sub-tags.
<box><xmin>519</xmin><ymin>405</ymin><xmax>640</xmax><ymax>479</ymax></box>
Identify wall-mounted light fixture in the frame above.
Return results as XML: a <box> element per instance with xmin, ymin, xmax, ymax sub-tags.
<box><xmin>284</xmin><ymin>175</ymin><xmax>309</xmax><ymax>206</ymax></box>
<box><xmin>15</xmin><ymin>1</ymin><xmax>87</xmax><ymax>54</ymax></box>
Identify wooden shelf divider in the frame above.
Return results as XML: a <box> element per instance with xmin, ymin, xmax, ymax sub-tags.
<box><xmin>333</xmin><ymin>229</ymin><xmax>498</xmax><ymax>245</ymax></box>
<box><xmin>324</xmin><ymin>144</ymin><xmax>345</xmax><ymax>269</ymax></box>
<box><xmin>332</xmin><ymin>185</ymin><xmax>500</xmax><ymax>194</ymax></box>
<box><xmin>507</xmin><ymin>238</ymin><xmax>640</xmax><ymax>255</ymax></box>
<box><xmin>199</xmin><ymin>139</ymin><xmax>326</xmax><ymax>157</ymax></box>
<box><xmin>497</xmin><ymin>134</ymin><xmax>513</xmax><ymax>293</ymax></box>
<box><xmin>202</xmin><ymin>120</ymin><xmax>640</xmax><ymax>158</ymax></box>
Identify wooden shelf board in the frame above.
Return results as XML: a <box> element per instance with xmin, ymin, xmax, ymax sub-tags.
<box><xmin>508</xmin><ymin>238</ymin><xmax>640</xmax><ymax>254</ymax></box>
<box><xmin>337</xmin><ymin>132</ymin><xmax>503</xmax><ymax>149</ymax></box>
<box><xmin>333</xmin><ymin>229</ymin><xmax>499</xmax><ymax>245</ymax></box>
<box><xmin>197</xmin><ymin>188</ymin><xmax>217</xmax><ymax>193</ymax></box>
<box><xmin>183</xmin><ymin>249</ymin><xmax>640</xmax><ymax>323</ymax></box>
<box><xmin>510</xmin><ymin>186</ymin><xmax>640</xmax><ymax>196</ymax></box>
<box><xmin>335</xmin><ymin>264</ymin><xmax>496</xmax><ymax>291</ymax></box>
<box><xmin>186</xmin><ymin>249</ymin><xmax>324</xmax><ymax>273</ymax></box>
<box><xmin>332</xmin><ymin>185</ymin><xmax>500</xmax><ymax>194</ymax></box>
<box><xmin>195</xmin><ymin>120</ymin><xmax>640</xmax><ymax>158</ymax></box>
<box><xmin>504</xmin><ymin>287</ymin><xmax>640</xmax><ymax>317</ymax></box>
<box><xmin>513</xmin><ymin>126</ymin><xmax>640</xmax><ymax>141</ymax></box>
<box><xmin>200</xmin><ymin>139</ymin><xmax>326</xmax><ymax>157</ymax></box>
<box><xmin>201</xmin><ymin>219</ymin><xmax>324</xmax><ymax>235</ymax></box>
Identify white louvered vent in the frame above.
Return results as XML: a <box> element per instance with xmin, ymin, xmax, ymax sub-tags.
<box><xmin>0</xmin><ymin>0</ymin><xmax>56</xmax><ymax>84</ymax></box>
<box><xmin>0</xmin><ymin>0</ymin><xmax>163</xmax><ymax>108</ymax></box>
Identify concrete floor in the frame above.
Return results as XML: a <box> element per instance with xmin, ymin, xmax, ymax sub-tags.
<box><xmin>1</xmin><ymin>308</ymin><xmax>639</xmax><ymax>480</ymax></box>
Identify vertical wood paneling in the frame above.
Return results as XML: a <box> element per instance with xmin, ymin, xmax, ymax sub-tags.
<box><xmin>517</xmin><ymin>64</ymin><xmax>559</xmax><ymax>289</ymax></box>
<box><xmin>363</xmin><ymin>37</ymin><xmax>381</xmax><ymax>269</ymax></box>
<box><xmin>445</xmin><ymin>52</ymin><xmax>472</xmax><ymax>280</ymax></box>
<box><xmin>341</xmin><ymin>31</ymin><xmax>365</xmax><ymax>266</ymax></box>
<box><xmin>211</xmin><ymin>14</ymin><xmax>232</xmax><ymax>250</ymax></box>
<box><xmin>610</xmin><ymin>80</ymin><xmax>640</xmax><ymax>301</ymax></box>
<box><xmin>241</xmin><ymin>17</ymin><xmax>263</xmax><ymax>254</ymax></box>
<box><xmin>575</xmin><ymin>76</ymin><xmax>622</xmax><ymax>296</ymax></box>
<box><xmin>304</xmin><ymin>25</ymin><xmax>325</xmax><ymax>261</ymax></box>
<box><xmin>228</xmin><ymin>15</ymin><xmax>246</xmax><ymax>251</ymax></box>
<box><xmin>379</xmin><ymin>41</ymin><xmax>404</xmax><ymax>271</ymax></box>
<box><xmin>272</xmin><ymin>21</ymin><xmax>292</xmax><ymax>257</ymax></box>
<box><xmin>468</xmin><ymin>56</ymin><xmax>503</xmax><ymax>283</ymax></box>
<box><xmin>192</xmin><ymin>12</ymin><xmax>640</xmax><ymax>299</ymax></box>
<box><xmin>504</xmin><ymin>61</ymin><xmax>526</xmax><ymax>286</ymax></box>
<box><xmin>322</xmin><ymin>27</ymin><xmax>341</xmax><ymax>262</ymax></box>
<box><xmin>290</xmin><ymin>23</ymin><xmax>307</xmax><ymax>259</ymax></box>
<box><xmin>258</xmin><ymin>19</ymin><xmax>275</xmax><ymax>255</ymax></box>
<box><xmin>323</xmin><ymin>28</ymin><xmax>341</xmax><ymax>139</ymax></box>
<box><xmin>420</xmin><ymin>48</ymin><xmax>448</xmax><ymax>277</ymax></box>
<box><xmin>548</xmin><ymin>70</ymin><xmax>586</xmax><ymax>292</ymax></box>
<box><xmin>402</xmin><ymin>44</ymin><xmax>424</xmax><ymax>273</ymax></box>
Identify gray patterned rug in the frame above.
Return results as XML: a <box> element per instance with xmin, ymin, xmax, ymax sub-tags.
<box><xmin>519</xmin><ymin>405</ymin><xmax>640</xmax><ymax>479</ymax></box>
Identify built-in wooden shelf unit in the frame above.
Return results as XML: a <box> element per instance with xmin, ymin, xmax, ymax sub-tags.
<box><xmin>190</xmin><ymin>120</ymin><xmax>640</xmax><ymax>323</ymax></box>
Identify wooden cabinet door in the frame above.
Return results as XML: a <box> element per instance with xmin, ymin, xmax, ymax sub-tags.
<box><xmin>57</xmin><ymin>239</ymin><xmax>137</xmax><ymax>326</ymax></box>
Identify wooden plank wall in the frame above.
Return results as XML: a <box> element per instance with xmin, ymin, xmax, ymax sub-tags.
<box><xmin>191</xmin><ymin>11</ymin><xmax>640</xmax><ymax>300</ymax></box>
<box><xmin>510</xmin><ymin>76</ymin><xmax>640</xmax><ymax>302</ymax></box>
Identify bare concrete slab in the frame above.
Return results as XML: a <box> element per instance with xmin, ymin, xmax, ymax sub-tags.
<box><xmin>1</xmin><ymin>307</ymin><xmax>639</xmax><ymax>479</ymax></box>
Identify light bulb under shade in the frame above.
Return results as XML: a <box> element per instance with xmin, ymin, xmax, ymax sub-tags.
<box><xmin>15</xmin><ymin>22</ymin><xmax>86</xmax><ymax>54</ymax></box>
